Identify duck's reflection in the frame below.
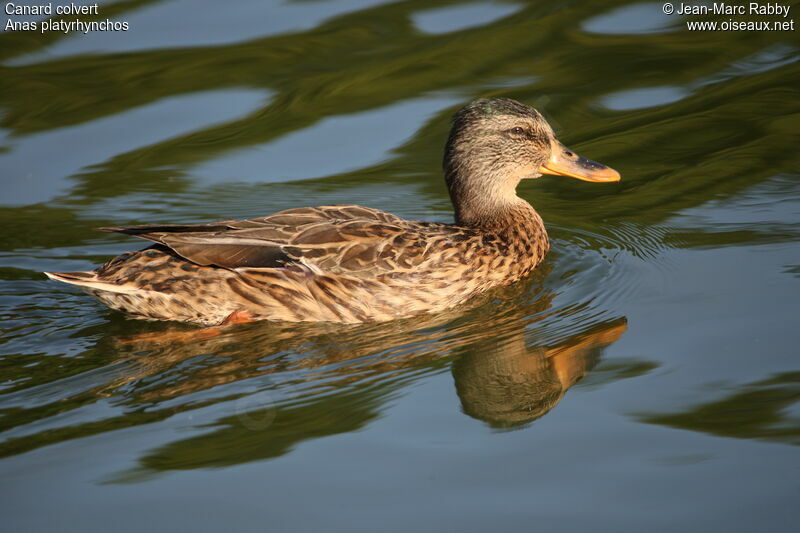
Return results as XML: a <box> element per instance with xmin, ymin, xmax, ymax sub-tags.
<box><xmin>453</xmin><ymin>321</ymin><xmax>626</xmax><ymax>428</ymax></box>
<box><xmin>107</xmin><ymin>282</ymin><xmax>625</xmax><ymax>430</ymax></box>
<box><xmin>1</xmin><ymin>279</ymin><xmax>629</xmax><ymax>473</ymax></box>
<box><xmin>90</xmin><ymin>283</ymin><xmax>627</xmax><ymax>475</ymax></box>
<box><xmin>113</xmin><ymin>308</ymin><xmax>625</xmax><ymax>429</ymax></box>
<box><xmin>115</xmin><ymin>317</ymin><xmax>626</xmax><ymax>476</ymax></box>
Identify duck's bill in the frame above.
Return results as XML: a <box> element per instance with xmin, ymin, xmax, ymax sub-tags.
<box><xmin>539</xmin><ymin>141</ymin><xmax>620</xmax><ymax>182</ymax></box>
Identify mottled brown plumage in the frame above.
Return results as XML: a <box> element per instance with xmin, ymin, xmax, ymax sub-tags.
<box><xmin>45</xmin><ymin>98</ymin><xmax>620</xmax><ymax>325</ymax></box>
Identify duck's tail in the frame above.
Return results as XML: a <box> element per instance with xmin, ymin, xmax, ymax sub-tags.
<box><xmin>44</xmin><ymin>271</ymin><xmax>140</xmax><ymax>294</ymax></box>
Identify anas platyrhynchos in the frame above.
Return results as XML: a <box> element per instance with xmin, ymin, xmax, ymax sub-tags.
<box><xmin>45</xmin><ymin>98</ymin><xmax>620</xmax><ymax>326</ymax></box>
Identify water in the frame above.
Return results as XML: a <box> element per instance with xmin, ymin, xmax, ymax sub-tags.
<box><xmin>2</xmin><ymin>0</ymin><xmax>799</xmax><ymax>530</ymax></box>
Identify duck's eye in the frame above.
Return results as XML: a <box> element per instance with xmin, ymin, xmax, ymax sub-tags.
<box><xmin>511</xmin><ymin>127</ymin><xmax>525</xmax><ymax>135</ymax></box>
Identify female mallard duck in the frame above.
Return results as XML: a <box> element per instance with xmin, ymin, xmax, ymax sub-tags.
<box><xmin>45</xmin><ymin>98</ymin><xmax>620</xmax><ymax>326</ymax></box>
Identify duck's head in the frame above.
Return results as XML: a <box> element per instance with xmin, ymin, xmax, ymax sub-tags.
<box><xmin>444</xmin><ymin>98</ymin><xmax>619</xmax><ymax>227</ymax></box>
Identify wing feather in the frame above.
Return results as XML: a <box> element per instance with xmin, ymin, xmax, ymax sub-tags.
<box><xmin>99</xmin><ymin>205</ymin><xmax>446</xmax><ymax>276</ymax></box>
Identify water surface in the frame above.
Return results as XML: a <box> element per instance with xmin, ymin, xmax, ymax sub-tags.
<box><xmin>1</xmin><ymin>0</ymin><xmax>799</xmax><ymax>531</ymax></box>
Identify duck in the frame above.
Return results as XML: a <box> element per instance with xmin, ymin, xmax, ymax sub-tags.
<box><xmin>45</xmin><ymin>98</ymin><xmax>620</xmax><ymax>326</ymax></box>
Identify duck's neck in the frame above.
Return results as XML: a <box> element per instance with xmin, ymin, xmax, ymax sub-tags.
<box><xmin>447</xmin><ymin>169</ymin><xmax>547</xmax><ymax>244</ymax></box>
<box><xmin>448</xmin><ymin>174</ymin><xmax>550</xmax><ymax>276</ymax></box>
<box><xmin>476</xmin><ymin>199</ymin><xmax>548</xmax><ymax>249</ymax></box>
<box><xmin>460</xmin><ymin>197</ymin><xmax>549</xmax><ymax>277</ymax></box>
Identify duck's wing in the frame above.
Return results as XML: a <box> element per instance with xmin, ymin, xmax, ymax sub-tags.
<box><xmin>100</xmin><ymin>205</ymin><xmax>449</xmax><ymax>278</ymax></box>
